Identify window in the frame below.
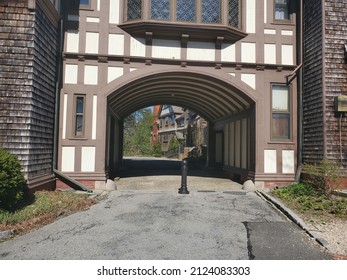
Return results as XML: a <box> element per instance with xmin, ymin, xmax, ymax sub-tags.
<box><xmin>201</xmin><ymin>0</ymin><xmax>220</xmax><ymax>23</ymax></box>
<box><xmin>74</xmin><ymin>95</ymin><xmax>85</xmax><ymax>137</ymax></box>
<box><xmin>177</xmin><ymin>0</ymin><xmax>195</xmax><ymax>22</ymax></box>
<box><xmin>125</xmin><ymin>0</ymin><xmax>239</xmax><ymax>26</ymax></box>
<box><xmin>66</xmin><ymin>0</ymin><xmax>90</xmax><ymax>9</ymax></box>
<box><xmin>80</xmin><ymin>0</ymin><xmax>90</xmax><ymax>5</ymax></box>
<box><xmin>122</xmin><ymin>0</ymin><xmax>245</xmax><ymax>43</ymax></box>
<box><xmin>165</xmin><ymin>117</ymin><xmax>169</xmax><ymax>126</ymax></box>
<box><xmin>228</xmin><ymin>0</ymin><xmax>239</xmax><ymax>27</ymax></box>
<box><xmin>271</xmin><ymin>85</ymin><xmax>290</xmax><ymax>140</ymax></box>
<box><xmin>151</xmin><ymin>0</ymin><xmax>170</xmax><ymax>20</ymax></box>
<box><xmin>274</xmin><ymin>0</ymin><xmax>289</xmax><ymax>21</ymax></box>
<box><xmin>127</xmin><ymin>0</ymin><xmax>142</xmax><ymax>21</ymax></box>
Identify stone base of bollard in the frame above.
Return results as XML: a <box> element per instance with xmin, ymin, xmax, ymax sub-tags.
<box><xmin>105</xmin><ymin>179</ymin><xmax>117</xmax><ymax>191</ymax></box>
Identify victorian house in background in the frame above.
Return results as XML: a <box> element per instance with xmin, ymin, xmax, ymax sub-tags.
<box><xmin>156</xmin><ymin>105</ymin><xmax>207</xmax><ymax>155</ymax></box>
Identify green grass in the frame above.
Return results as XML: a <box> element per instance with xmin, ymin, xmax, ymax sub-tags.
<box><xmin>271</xmin><ymin>183</ymin><xmax>347</xmax><ymax>219</ymax></box>
<box><xmin>0</xmin><ymin>191</ymin><xmax>95</xmax><ymax>226</ymax></box>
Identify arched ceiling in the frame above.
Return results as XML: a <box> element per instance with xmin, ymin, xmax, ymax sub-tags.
<box><xmin>108</xmin><ymin>72</ymin><xmax>254</xmax><ymax>122</ymax></box>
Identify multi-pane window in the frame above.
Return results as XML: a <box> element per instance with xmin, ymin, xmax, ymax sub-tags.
<box><xmin>74</xmin><ymin>95</ymin><xmax>85</xmax><ymax>137</ymax></box>
<box><xmin>151</xmin><ymin>0</ymin><xmax>170</xmax><ymax>20</ymax></box>
<box><xmin>177</xmin><ymin>0</ymin><xmax>195</xmax><ymax>22</ymax></box>
<box><xmin>125</xmin><ymin>0</ymin><xmax>239</xmax><ymax>27</ymax></box>
<box><xmin>271</xmin><ymin>85</ymin><xmax>290</xmax><ymax>140</ymax></box>
<box><xmin>201</xmin><ymin>0</ymin><xmax>220</xmax><ymax>23</ymax></box>
<box><xmin>274</xmin><ymin>0</ymin><xmax>289</xmax><ymax>21</ymax></box>
<box><xmin>229</xmin><ymin>0</ymin><xmax>239</xmax><ymax>27</ymax></box>
<box><xmin>127</xmin><ymin>0</ymin><xmax>142</xmax><ymax>21</ymax></box>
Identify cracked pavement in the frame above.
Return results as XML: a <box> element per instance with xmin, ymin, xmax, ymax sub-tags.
<box><xmin>0</xmin><ymin>188</ymin><xmax>331</xmax><ymax>260</ymax></box>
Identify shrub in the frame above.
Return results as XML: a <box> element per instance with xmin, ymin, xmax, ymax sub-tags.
<box><xmin>0</xmin><ymin>148</ymin><xmax>25</xmax><ymax>210</ymax></box>
<box><xmin>168</xmin><ymin>137</ymin><xmax>180</xmax><ymax>151</ymax></box>
<box><xmin>303</xmin><ymin>159</ymin><xmax>342</xmax><ymax>198</ymax></box>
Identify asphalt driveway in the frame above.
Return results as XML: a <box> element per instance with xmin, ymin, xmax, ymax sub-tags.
<box><xmin>0</xmin><ymin>188</ymin><xmax>331</xmax><ymax>260</ymax></box>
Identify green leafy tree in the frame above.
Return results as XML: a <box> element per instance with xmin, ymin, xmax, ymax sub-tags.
<box><xmin>123</xmin><ymin>108</ymin><xmax>153</xmax><ymax>156</ymax></box>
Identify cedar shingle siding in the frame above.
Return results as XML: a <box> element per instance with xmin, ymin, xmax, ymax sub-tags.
<box><xmin>303</xmin><ymin>0</ymin><xmax>347</xmax><ymax>167</ymax></box>
<box><xmin>303</xmin><ymin>0</ymin><xmax>325</xmax><ymax>164</ymax></box>
<box><xmin>0</xmin><ymin>0</ymin><xmax>58</xmax><ymax>186</ymax></box>
<box><xmin>324</xmin><ymin>0</ymin><xmax>347</xmax><ymax>167</ymax></box>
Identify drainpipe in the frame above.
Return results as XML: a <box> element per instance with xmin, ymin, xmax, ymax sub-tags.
<box><xmin>295</xmin><ymin>0</ymin><xmax>304</xmax><ymax>182</ymax></box>
<box><xmin>52</xmin><ymin>17</ymin><xmax>92</xmax><ymax>193</ymax></box>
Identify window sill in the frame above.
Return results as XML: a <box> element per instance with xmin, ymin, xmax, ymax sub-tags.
<box><xmin>268</xmin><ymin>140</ymin><xmax>295</xmax><ymax>145</ymax></box>
<box><xmin>69</xmin><ymin>137</ymin><xmax>89</xmax><ymax>140</ymax></box>
<box><xmin>271</xmin><ymin>20</ymin><xmax>294</xmax><ymax>26</ymax></box>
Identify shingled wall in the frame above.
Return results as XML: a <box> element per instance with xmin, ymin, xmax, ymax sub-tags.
<box><xmin>324</xmin><ymin>0</ymin><xmax>347</xmax><ymax>167</ymax></box>
<box><xmin>0</xmin><ymin>0</ymin><xmax>59</xmax><ymax>188</ymax></box>
<box><xmin>302</xmin><ymin>0</ymin><xmax>325</xmax><ymax>164</ymax></box>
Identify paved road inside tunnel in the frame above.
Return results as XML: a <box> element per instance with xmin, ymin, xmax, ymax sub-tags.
<box><xmin>0</xmin><ymin>187</ymin><xmax>331</xmax><ymax>260</ymax></box>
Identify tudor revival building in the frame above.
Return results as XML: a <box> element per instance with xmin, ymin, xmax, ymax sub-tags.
<box><xmin>58</xmin><ymin>0</ymin><xmax>298</xmax><ymax>189</ymax></box>
<box><xmin>3</xmin><ymin>0</ymin><xmax>347</xmax><ymax>191</ymax></box>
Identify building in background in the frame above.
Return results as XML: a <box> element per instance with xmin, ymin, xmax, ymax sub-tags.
<box><xmin>157</xmin><ymin>105</ymin><xmax>183</xmax><ymax>152</ymax></box>
<box><xmin>150</xmin><ymin>105</ymin><xmax>160</xmax><ymax>145</ymax></box>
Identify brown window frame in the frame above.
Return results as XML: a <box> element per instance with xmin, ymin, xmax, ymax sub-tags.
<box><xmin>73</xmin><ymin>94</ymin><xmax>86</xmax><ymax>138</ymax></box>
<box><xmin>271</xmin><ymin>84</ymin><xmax>291</xmax><ymax>141</ymax></box>
<box><xmin>273</xmin><ymin>0</ymin><xmax>291</xmax><ymax>23</ymax></box>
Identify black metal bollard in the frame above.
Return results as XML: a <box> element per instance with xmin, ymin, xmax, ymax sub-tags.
<box><xmin>178</xmin><ymin>159</ymin><xmax>189</xmax><ymax>194</ymax></box>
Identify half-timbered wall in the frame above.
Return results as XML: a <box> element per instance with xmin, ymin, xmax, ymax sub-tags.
<box><xmin>59</xmin><ymin>0</ymin><xmax>298</xmax><ymax>188</ymax></box>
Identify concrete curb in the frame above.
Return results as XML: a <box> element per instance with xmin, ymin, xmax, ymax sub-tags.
<box><xmin>256</xmin><ymin>190</ymin><xmax>332</xmax><ymax>253</ymax></box>
<box><xmin>0</xmin><ymin>230</ymin><xmax>13</xmax><ymax>241</ymax></box>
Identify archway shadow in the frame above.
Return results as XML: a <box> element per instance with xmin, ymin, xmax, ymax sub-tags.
<box><xmin>116</xmin><ymin>157</ymin><xmax>228</xmax><ymax>179</ymax></box>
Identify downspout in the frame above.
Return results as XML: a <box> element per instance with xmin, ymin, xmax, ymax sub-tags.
<box><xmin>52</xmin><ymin>16</ymin><xmax>92</xmax><ymax>193</ymax></box>
<box><xmin>295</xmin><ymin>0</ymin><xmax>304</xmax><ymax>182</ymax></box>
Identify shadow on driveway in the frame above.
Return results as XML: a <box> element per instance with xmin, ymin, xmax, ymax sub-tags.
<box><xmin>117</xmin><ymin>157</ymin><xmax>228</xmax><ymax>179</ymax></box>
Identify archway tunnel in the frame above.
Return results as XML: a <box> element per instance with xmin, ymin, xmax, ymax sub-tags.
<box><xmin>105</xmin><ymin>71</ymin><xmax>256</xmax><ymax>183</ymax></box>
